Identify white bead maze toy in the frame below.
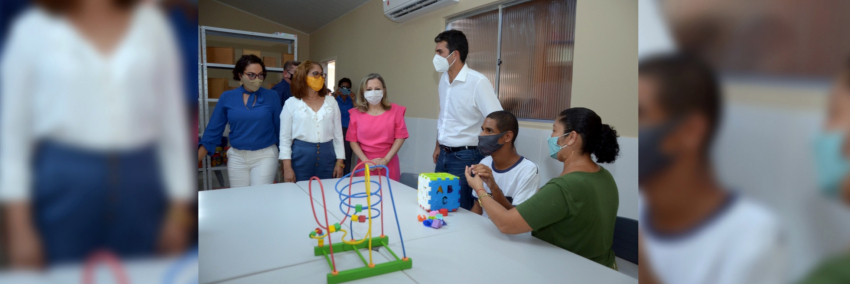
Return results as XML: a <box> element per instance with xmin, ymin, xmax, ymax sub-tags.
<box><xmin>306</xmin><ymin>161</ymin><xmax>411</xmax><ymax>284</ymax></box>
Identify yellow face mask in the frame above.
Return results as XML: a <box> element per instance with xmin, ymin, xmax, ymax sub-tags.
<box><xmin>306</xmin><ymin>76</ymin><xmax>325</xmax><ymax>92</ymax></box>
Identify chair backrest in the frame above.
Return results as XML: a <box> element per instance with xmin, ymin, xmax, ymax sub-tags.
<box><xmin>612</xmin><ymin>216</ymin><xmax>638</xmax><ymax>264</ymax></box>
<box><xmin>399</xmin><ymin>172</ymin><xmax>418</xmax><ymax>189</ymax></box>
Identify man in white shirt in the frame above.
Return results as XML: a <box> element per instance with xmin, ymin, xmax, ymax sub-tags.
<box><xmin>637</xmin><ymin>53</ymin><xmax>785</xmax><ymax>284</ymax></box>
<box><xmin>431</xmin><ymin>30</ymin><xmax>503</xmax><ymax>210</ymax></box>
<box><xmin>469</xmin><ymin>111</ymin><xmax>540</xmax><ymax>218</ymax></box>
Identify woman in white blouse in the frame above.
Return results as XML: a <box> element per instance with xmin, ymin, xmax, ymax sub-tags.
<box><xmin>0</xmin><ymin>1</ymin><xmax>191</xmax><ymax>267</ymax></box>
<box><xmin>279</xmin><ymin>60</ymin><xmax>346</xmax><ymax>182</ymax></box>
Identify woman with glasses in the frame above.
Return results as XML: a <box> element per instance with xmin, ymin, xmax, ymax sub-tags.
<box><xmin>199</xmin><ymin>55</ymin><xmax>282</xmax><ymax>187</ymax></box>
<box><xmin>279</xmin><ymin>60</ymin><xmax>346</xmax><ymax>182</ymax></box>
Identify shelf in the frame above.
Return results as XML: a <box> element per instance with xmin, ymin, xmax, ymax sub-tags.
<box><xmin>210</xmin><ymin>166</ymin><xmax>227</xmax><ymax>171</ymax></box>
<box><xmin>206</xmin><ymin>63</ymin><xmax>284</xmax><ymax>72</ymax></box>
<box><xmin>204</xmin><ymin>26</ymin><xmax>297</xmax><ymax>43</ymax></box>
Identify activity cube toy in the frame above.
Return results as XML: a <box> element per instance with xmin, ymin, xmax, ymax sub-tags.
<box><xmin>417</xmin><ymin>173</ymin><xmax>461</xmax><ymax>212</ymax></box>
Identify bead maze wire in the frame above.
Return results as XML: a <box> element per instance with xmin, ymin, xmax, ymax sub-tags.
<box><xmin>307</xmin><ymin>161</ymin><xmax>410</xmax><ymax>283</ymax></box>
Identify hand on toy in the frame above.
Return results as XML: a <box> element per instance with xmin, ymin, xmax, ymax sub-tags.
<box><xmin>464</xmin><ymin>165</ymin><xmax>485</xmax><ymax>192</ymax></box>
<box><xmin>470</xmin><ymin>164</ymin><xmax>495</xmax><ymax>189</ymax></box>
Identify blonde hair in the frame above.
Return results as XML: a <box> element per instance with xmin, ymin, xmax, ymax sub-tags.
<box><xmin>356</xmin><ymin>73</ymin><xmax>391</xmax><ymax>112</ymax></box>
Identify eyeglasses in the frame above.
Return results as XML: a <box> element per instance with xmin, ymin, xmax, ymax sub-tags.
<box><xmin>244</xmin><ymin>72</ymin><xmax>265</xmax><ymax>80</ymax></box>
<box><xmin>309</xmin><ymin>71</ymin><xmax>326</xmax><ymax>78</ymax></box>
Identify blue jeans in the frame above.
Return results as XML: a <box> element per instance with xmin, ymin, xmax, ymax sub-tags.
<box><xmin>435</xmin><ymin>148</ymin><xmax>484</xmax><ymax>210</ymax></box>
<box><xmin>33</xmin><ymin>140</ymin><xmax>167</xmax><ymax>265</ymax></box>
<box><xmin>291</xmin><ymin>139</ymin><xmax>336</xmax><ymax>182</ymax></box>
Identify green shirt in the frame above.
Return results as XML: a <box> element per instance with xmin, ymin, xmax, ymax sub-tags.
<box><xmin>798</xmin><ymin>253</ymin><xmax>850</xmax><ymax>284</ymax></box>
<box><xmin>515</xmin><ymin>167</ymin><xmax>619</xmax><ymax>269</ymax></box>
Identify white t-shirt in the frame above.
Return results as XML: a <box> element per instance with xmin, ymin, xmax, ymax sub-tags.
<box><xmin>472</xmin><ymin>156</ymin><xmax>540</xmax><ymax>218</ymax></box>
<box><xmin>640</xmin><ymin>194</ymin><xmax>787</xmax><ymax>284</ymax></box>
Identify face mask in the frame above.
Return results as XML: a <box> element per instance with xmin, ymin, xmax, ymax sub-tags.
<box><xmin>364</xmin><ymin>90</ymin><xmax>384</xmax><ymax>105</ymax></box>
<box><xmin>638</xmin><ymin>119</ymin><xmax>681</xmax><ymax>184</ymax></box>
<box><xmin>478</xmin><ymin>132</ymin><xmax>507</xmax><ymax>156</ymax></box>
<box><xmin>433</xmin><ymin>51</ymin><xmax>456</xmax><ymax>73</ymax></box>
<box><xmin>306</xmin><ymin>76</ymin><xmax>325</xmax><ymax>92</ymax></box>
<box><xmin>548</xmin><ymin>133</ymin><xmax>571</xmax><ymax>159</ymax></box>
<box><xmin>242</xmin><ymin>77</ymin><xmax>263</xmax><ymax>92</ymax></box>
<box><xmin>812</xmin><ymin>131</ymin><xmax>850</xmax><ymax>197</ymax></box>
<box><xmin>340</xmin><ymin>87</ymin><xmax>351</xmax><ymax>95</ymax></box>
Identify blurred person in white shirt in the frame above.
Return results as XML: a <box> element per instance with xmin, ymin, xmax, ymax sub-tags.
<box><xmin>0</xmin><ymin>0</ymin><xmax>192</xmax><ymax>269</ymax></box>
<box><xmin>637</xmin><ymin>53</ymin><xmax>786</xmax><ymax>284</ymax></box>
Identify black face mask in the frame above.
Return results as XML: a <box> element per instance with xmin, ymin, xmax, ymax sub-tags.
<box><xmin>638</xmin><ymin>119</ymin><xmax>681</xmax><ymax>185</ymax></box>
<box><xmin>478</xmin><ymin>132</ymin><xmax>508</xmax><ymax>156</ymax></box>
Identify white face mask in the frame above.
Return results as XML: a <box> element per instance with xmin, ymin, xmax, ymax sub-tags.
<box><xmin>432</xmin><ymin>51</ymin><xmax>456</xmax><ymax>73</ymax></box>
<box><xmin>364</xmin><ymin>90</ymin><xmax>384</xmax><ymax>105</ymax></box>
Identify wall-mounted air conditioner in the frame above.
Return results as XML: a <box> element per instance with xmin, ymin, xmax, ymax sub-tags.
<box><xmin>383</xmin><ymin>0</ymin><xmax>460</xmax><ymax>23</ymax></box>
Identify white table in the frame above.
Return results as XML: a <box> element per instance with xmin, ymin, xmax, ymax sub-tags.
<box><xmin>198</xmin><ymin>183</ymin><xmax>339</xmax><ymax>283</ymax></box>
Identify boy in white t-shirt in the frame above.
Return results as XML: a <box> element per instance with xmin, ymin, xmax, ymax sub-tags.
<box><xmin>470</xmin><ymin>111</ymin><xmax>540</xmax><ymax>217</ymax></box>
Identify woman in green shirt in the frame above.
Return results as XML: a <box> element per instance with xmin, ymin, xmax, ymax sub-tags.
<box><xmin>465</xmin><ymin>107</ymin><xmax>621</xmax><ymax>270</ymax></box>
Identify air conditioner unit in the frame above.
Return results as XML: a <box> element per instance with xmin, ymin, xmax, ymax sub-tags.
<box><xmin>383</xmin><ymin>0</ymin><xmax>460</xmax><ymax>23</ymax></box>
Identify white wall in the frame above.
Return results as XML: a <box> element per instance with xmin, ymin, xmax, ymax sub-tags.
<box><xmin>398</xmin><ymin>117</ymin><xmax>639</xmax><ymax>220</ymax></box>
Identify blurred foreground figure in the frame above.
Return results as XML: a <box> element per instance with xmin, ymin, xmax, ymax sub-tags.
<box><xmin>798</xmin><ymin>57</ymin><xmax>850</xmax><ymax>284</ymax></box>
<box><xmin>0</xmin><ymin>0</ymin><xmax>193</xmax><ymax>269</ymax></box>
<box><xmin>637</xmin><ymin>53</ymin><xmax>785</xmax><ymax>284</ymax></box>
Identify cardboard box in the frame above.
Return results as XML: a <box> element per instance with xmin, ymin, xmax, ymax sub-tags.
<box><xmin>208</xmin><ymin>78</ymin><xmax>229</xmax><ymax>99</ymax></box>
<box><xmin>206</xmin><ymin>47</ymin><xmax>234</xmax><ymax>64</ymax></box>
<box><xmin>242</xmin><ymin>49</ymin><xmax>262</xmax><ymax>58</ymax></box>
<box><xmin>282</xmin><ymin>53</ymin><xmax>295</xmax><ymax>64</ymax></box>
<box><xmin>263</xmin><ymin>56</ymin><xmax>277</xmax><ymax>68</ymax></box>
<box><xmin>267</xmin><ymin>83</ymin><xmax>275</xmax><ymax>90</ymax></box>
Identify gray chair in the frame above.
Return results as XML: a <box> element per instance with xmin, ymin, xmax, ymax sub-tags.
<box><xmin>399</xmin><ymin>172</ymin><xmax>418</xmax><ymax>188</ymax></box>
<box><xmin>612</xmin><ymin>216</ymin><xmax>638</xmax><ymax>264</ymax></box>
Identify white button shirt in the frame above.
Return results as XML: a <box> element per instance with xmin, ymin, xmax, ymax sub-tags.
<box><xmin>278</xmin><ymin>95</ymin><xmax>345</xmax><ymax>160</ymax></box>
<box><xmin>437</xmin><ymin>64</ymin><xmax>503</xmax><ymax>147</ymax></box>
<box><xmin>0</xmin><ymin>5</ymin><xmax>192</xmax><ymax>201</ymax></box>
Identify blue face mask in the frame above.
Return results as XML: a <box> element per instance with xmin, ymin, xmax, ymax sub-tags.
<box><xmin>340</xmin><ymin>87</ymin><xmax>351</xmax><ymax>95</ymax></box>
<box><xmin>548</xmin><ymin>133</ymin><xmax>570</xmax><ymax>159</ymax></box>
<box><xmin>813</xmin><ymin>131</ymin><xmax>850</xmax><ymax>197</ymax></box>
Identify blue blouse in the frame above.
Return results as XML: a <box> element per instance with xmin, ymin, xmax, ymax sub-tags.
<box><xmin>335</xmin><ymin>94</ymin><xmax>355</xmax><ymax>128</ymax></box>
<box><xmin>200</xmin><ymin>86</ymin><xmax>281</xmax><ymax>154</ymax></box>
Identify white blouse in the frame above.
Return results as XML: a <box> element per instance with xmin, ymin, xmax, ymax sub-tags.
<box><xmin>0</xmin><ymin>5</ymin><xmax>192</xmax><ymax>201</ymax></box>
<box><xmin>278</xmin><ymin>95</ymin><xmax>345</xmax><ymax>160</ymax></box>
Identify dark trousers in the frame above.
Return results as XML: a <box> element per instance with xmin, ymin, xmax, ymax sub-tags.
<box><xmin>33</xmin><ymin>141</ymin><xmax>167</xmax><ymax>265</ymax></box>
<box><xmin>291</xmin><ymin>139</ymin><xmax>336</xmax><ymax>182</ymax></box>
<box><xmin>342</xmin><ymin>127</ymin><xmax>353</xmax><ymax>174</ymax></box>
<box><xmin>435</xmin><ymin>147</ymin><xmax>484</xmax><ymax>210</ymax></box>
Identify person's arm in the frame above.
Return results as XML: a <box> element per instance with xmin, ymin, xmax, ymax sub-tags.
<box><xmin>331</xmin><ymin>100</ymin><xmax>345</xmax><ymax>178</ymax></box>
<box><xmin>351</xmin><ymin>142</ymin><xmax>370</xmax><ymax>166</ymax></box>
<box><xmin>473</xmin><ymin>79</ymin><xmax>504</xmax><ymax>117</ymax></box>
<box><xmin>199</xmin><ymin>95</ymin><xmax>228</xmax><ymax>160</ymax></box>
<box><xmin>433</xmin><ymin>140</ymin><xmax>440</xmax><ymax>164</ymax></box>
<box><xmin>471</xmin><ymin>201</ymin><xmax>484</xmax><ymax>215</ymax></box>
<box><xmin>465</xmin><ymin>166</ymin><xmax>532</xmax><ymax>234</ymax></box>
<box><xmin>346</xmin><ymin>111</ymin><xmax>369</xmax><ymax>164</ymax></box>
<box><xmin>1</xmin><ymin>15</ymin><xmax>43</xmax><ymax>268</ymax></box>
<box><xmin>279</xmin><ymin>102</ymin><xmax>296</xmax><ymax>182</ymax></box>
<box><xmin>383</xmin><ymin>106</ymin><xmax>409</xmax><ymax>162</ymax></box>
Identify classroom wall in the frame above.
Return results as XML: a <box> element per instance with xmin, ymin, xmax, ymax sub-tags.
<box><xmin>308</xmin><ymin>0</ymin><xmax>637</xmax><ymax>137</ymax></box>
<box><xmin>199</xmin><ymin>0</ymin><xmax>310</xmax><ymax>61</ymax></box>
<box><xmin>309</xmin><ymin>0</ymin><xmax>639</xmax><ymax>219</ymax></box>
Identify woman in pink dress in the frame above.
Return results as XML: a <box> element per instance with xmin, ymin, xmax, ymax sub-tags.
<box><xmin>346</xmin><ymin>73</ymin><xmax>409</xmax><ymax>181</ymax></box>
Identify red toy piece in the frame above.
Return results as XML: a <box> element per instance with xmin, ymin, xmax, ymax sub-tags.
<box><xmin>316</xmin><ymin>228</ymin><xmax>323</xmax><ymax>235</ymax></box>
<box><xmin>439</xmin><ymin>208</ymin><xmax>448</xmax><ymax>216</ymax></box>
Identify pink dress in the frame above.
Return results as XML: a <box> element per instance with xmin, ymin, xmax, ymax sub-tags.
<box><xmin>346</xmin><ymin>103</ymin><xmax>409</xmax><ymax>181</ymax></box>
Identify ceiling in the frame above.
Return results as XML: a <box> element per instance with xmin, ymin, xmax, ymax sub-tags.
<box><xmin>215</xmin><ymin>0</ymin><xmax>373</xmax><ymax>34</ymax></box>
